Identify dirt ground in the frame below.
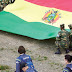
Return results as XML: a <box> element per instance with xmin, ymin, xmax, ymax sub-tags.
<box><xmin>0</xmin><ymin>31</ymin><xmax>72</xmax><ymax>72</ymax></box>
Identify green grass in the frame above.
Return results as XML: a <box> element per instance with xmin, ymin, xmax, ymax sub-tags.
<box><xmin>0</xmin><ymin>65</ymin><xmax>10</xmax><ymax>70</ymax></box>
<box><xmin>26</xmin><ymin>49</ymin><xmax>32</xmax><ymax>53</ymax></box>
<box><xmin>31</xmin><ymin>54</ymin><xmax>48</xmax><ymax>61</ymax></box>
<box><xmin>9</xmin><ymin>49</ymin><xmax>17</xmax><ymax>53</ymax></box>
<box><xmin>0</xmin><ymin>70</ymin><xmax>12</xmax><ymax>72</ymax></box>
<box><xmin>0</xmin><ymin>48</ymin><xmax>4</xmax><ymax>51</ymax></box>
<box><xmin>36</xmin><ymin>55</ymin><xmax>48</xmax><ymax>61</ymax></box>
<box><xmin>43</xmin><ymin>56</ymin><xmax>48</xmax><ymax>60</ymax></box>
<box><xmin>31</xmin><ymin>56</ymin><xmax>35</xmax><ymax>60</ymax></box>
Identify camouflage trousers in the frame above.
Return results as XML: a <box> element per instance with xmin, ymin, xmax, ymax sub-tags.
<box><xmin>69</xmin><ymin>41</ymin><xmax>72</xmax><ymax>48</ymax></box>
<box><xmin>55</xmin><ymin>41</ymin><xmax>69</xmax><ymax>49</ymax></box>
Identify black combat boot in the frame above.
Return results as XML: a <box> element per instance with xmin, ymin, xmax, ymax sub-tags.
<box><xmin>69</xmin><ymin>46</ymin><xmax>72</xmax><ymax>51</ymax></box>
<box><xmin>55</xmin><ymin>48</ymin><xmax>61</xmax><ymax>54</ymax></box>
<box><xmin>65</xmin><ymin>49</ymin><xmax>69</xmax><ymax>53</ymax></box>
<box><xmin>70</xmin><ymin>48</ymin><xmax>72</xmax><ymax>51</ymax></box>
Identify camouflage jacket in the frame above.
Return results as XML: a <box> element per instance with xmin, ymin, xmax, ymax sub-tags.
<box><xmin>0</xmin><ymin>0</ymin><xmax>9</xmax><ymax>6</ymax></box>
<box><xmin>0</xmin><ymin>0</ymin><xmax>15</xmax><ymax>11</ymax></box>
<box><xmin>56</xmin><ymin>29</ymin><xmax>69</xmax><ymax>41</ymax></box>
<box><xmin>69</xmin><ymin>30</ymin><xmax>72</xmax><ymax>41</ymax></box>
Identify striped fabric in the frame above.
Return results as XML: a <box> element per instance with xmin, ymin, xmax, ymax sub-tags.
<box><xmin>0</xmin><ymin>0</ymin><xmax>72</xmax><ymax>39</ymax></box>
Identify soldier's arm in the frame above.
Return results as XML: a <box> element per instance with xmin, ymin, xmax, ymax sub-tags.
<box><xmin>56</xmin><ymin>32</ymin><xmax>61</xmax><ymax>41</ymax></box>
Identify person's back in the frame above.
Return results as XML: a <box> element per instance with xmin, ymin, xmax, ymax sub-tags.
<box><xmin>18</xmin><ymin>54</ymin><xmax>34</xmax><ymax>69</ymax></box>
<box><xmin>59</xmin><ymin>29</ymin><xmax>69</xmax><ymax>41</ymax></box>
<box><xmin>63</xmin><ymin>64</ymin><xmax>72</xmax><ymax>72</ymax></box>
<box><xmin>59</xmin><ymin>29</ymin><xmax>69</xmax><ymax>49</ymax></box>
<box><xmin>16</xmin><ymin>46</ymin><xmax>37</xmax><ymax>72</ymax></box>
<box><xmin>55</xmin><ymin>24</ymin><xmax>69</xmax><ymax>54</ymax></box>
<box><xmin>16</xmin><ymin>54</ymin><xmax>25</xmax><ymax>72</ymax></box>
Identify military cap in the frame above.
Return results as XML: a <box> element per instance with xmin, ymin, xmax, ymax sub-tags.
<box><xmin>60</xmin><ymin>24</ymin><xmax>64</xmax><ymax>28</ymax></box>
<box><xmin>68</xmin><ymin>24</ymin><xmax>72</xmax><ymax>29</ymax></box>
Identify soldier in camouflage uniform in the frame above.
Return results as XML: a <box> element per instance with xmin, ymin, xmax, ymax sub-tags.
<box><xmin>0</xmin><ymin>0</ymin><xmax>4</xmax><ymax>11</ymax></box>
<box><xmin>0</xmin><ymin>0</ymin><xmax>15</xmax><ymax>11</ymax></box>
<box><xmin>55</xmin><ymin>24</ymin><xmax>69</xmax><ymax>54</ymax></box>
<box><xmin>68</xmin><ymin>24</ymin><xmax>72</xmax><ymax>51</ymax></box>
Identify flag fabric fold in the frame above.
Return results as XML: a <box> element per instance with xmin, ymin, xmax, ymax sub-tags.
<box><xmin>0</xmin><ymin>0</ymin><xmax>72</xmax><ymax>40</ymax></box>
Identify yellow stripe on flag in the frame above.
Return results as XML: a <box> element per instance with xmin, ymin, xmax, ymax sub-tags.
<box><xmin>4</xmin><ymin>0</ymin><xmax>72</xmax><ymax>29</ymax></box>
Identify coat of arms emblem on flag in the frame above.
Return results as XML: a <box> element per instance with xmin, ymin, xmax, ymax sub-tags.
<box><xmin>42</xmin><ymin>10</ymin><xmax>61</xmax><ymax>24</ymax></box>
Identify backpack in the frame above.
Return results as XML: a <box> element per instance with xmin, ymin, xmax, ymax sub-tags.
<box><xmin>66</xmin><ymin>67</ymin><xmax>72</xmax><ymax>72</ymax></box>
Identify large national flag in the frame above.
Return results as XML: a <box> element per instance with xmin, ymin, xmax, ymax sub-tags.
<box><xmin>0</xmin><ymin>0</ymin><xmax>72</xmax><ymax>40</ymax></box>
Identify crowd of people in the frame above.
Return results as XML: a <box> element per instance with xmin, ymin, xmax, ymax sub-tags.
<box><xmin>55</xmin><ymin>24</ymin><xmax>72</xmax><ymax>54</ymax></box>
<box><xmin>55</xmin><ymin>24</ymin><xmax>72</xmax><ymax>72</ymax></box>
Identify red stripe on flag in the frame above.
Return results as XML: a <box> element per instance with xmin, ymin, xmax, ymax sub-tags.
<box><xmin>25</xmin><ymin>0</ymin><xmax>72</xmax><ymax>12</ymax></box>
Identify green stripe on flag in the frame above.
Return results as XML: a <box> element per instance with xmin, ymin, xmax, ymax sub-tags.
<box><xmin>0</xmin><ymin>11</ymin><xmax>70</xmax><ymax>40</ymax></box>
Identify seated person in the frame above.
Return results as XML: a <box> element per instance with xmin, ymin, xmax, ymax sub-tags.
<box><xmin>16</xmin><ymin>46</ymin><xmax>37</xmax><ymax>72</ymax></box>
